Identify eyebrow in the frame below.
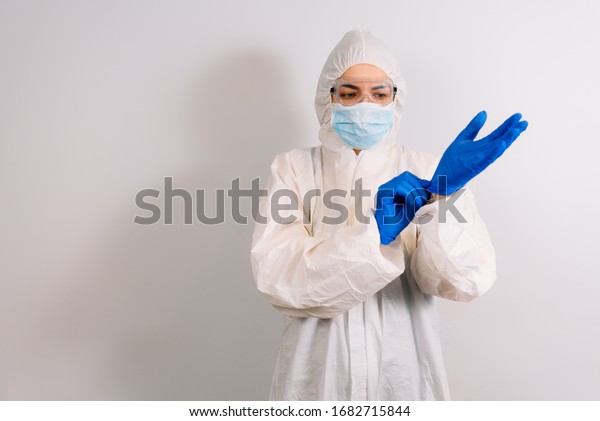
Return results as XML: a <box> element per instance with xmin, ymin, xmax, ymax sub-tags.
<box><xmin>339</xmin><ymin>83</ymin><xmax>389</xmax><ymax>90</ymax></box>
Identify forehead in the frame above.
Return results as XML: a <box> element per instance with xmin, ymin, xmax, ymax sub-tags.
<box><xmin>339</xmin><ymin>63</ymin><xmax>389</xmax><ymax>80</ymax></box>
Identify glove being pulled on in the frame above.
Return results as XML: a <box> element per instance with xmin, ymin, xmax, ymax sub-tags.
<box><xmin>427</xmin><ymin>111</ymin><xmax>528</xmax><ymax>196</ymax></box>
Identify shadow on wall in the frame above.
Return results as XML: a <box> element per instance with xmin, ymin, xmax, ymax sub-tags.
<box><xmin>25</xmin><ymin>50</ymin><xmax>302</xmax><ymax>399</ymax></box>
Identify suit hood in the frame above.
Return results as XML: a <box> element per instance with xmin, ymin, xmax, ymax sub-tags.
<box><xmin>314</xmin><ymin>29</ymin><xmax>407</xmax><ymax>153</ymax></box>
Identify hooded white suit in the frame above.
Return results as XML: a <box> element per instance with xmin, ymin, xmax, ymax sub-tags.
<box><xmin>250</xmin><ymin>29</ymin><xmax>497</xmax><ymax>400</ymax></box>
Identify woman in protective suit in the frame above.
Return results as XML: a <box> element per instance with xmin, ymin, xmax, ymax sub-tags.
<box><xmin>250</xmin><ymin>28</ymin><xmax>527</xmax><ymax>400</ymax></box>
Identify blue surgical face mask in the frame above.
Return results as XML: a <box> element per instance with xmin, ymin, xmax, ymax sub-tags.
<box><xmin>331</xmin><ymin>102</ymin><xmax>394</xmax><ymax>150</ymax></box>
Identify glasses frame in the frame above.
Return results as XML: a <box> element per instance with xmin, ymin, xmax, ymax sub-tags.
<box><xmin>330</xmin><ymin>78</ymin><xmax>397</xmax><ymax>106</ymax></box>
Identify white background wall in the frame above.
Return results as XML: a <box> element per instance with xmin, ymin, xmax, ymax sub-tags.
<box><xmin>2</xmin><ymin>0</ymin><xmax>599</xmax><ymax>400</ymax></box>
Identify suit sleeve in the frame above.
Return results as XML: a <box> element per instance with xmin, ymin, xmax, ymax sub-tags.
<box><xmin>409</xmin><ymin>187</ymin><xmax>497</xmax><ymax>301</ymax></box>
<box><xmin>250</xmin><ymin>152</ymin><xmax>406</xmax><ymax>318</ymax></box>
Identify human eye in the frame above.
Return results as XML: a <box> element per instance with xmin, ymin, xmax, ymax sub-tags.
<box><xmin>339</xmin><ymin>87</ymin><xmax>358</xmax><ymax>99</ymax></box>
<box><xmin>370</xmin><ymin>85</ymin><xmax>392</xmax><ymax>102</ymax></box>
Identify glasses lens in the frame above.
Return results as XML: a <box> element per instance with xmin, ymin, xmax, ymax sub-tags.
<box><xmin>334</xmin><ymin>80</ymin><xmax>395</xmax><ymax>106</ymax></box>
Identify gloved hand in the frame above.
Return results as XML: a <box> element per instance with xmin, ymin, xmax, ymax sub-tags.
<box><xmin>427</xmin><ymin>111</ymin><xmax>528</xmax><ymax>195</ymax></box>
<box><xmin>375</xmin><ymin>171</ymin><xmax>431</xmax><ymax>245</ymax></box>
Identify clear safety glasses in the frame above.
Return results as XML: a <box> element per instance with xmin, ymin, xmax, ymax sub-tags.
<box><xmin>330</xmin><ymin>79</ymin><xmax>397</xmax><ymax>106</ymax></box>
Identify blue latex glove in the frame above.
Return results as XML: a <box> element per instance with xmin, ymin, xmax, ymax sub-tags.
<box><xmin>427</xmin><ymin>111</ymin><xmax>529</xmax><ymax>195</ymax></box>
<box><xmin>375</xmin><ymin>171</ymin><xmax>431</xmax><ymax>245</ymax></box>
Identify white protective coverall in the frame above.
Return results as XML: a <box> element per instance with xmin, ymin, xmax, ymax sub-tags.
<box><xmin>250</xmin><ymin>29</ymin><xmax>497</xmax><ymax>400</ymax></box>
